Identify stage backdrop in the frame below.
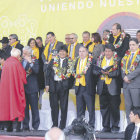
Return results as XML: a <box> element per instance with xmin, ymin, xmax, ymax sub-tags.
<box><xmin>0</xmin><ymin>0</ymin><xmax>140</xmax><ymax>47</ymax></box>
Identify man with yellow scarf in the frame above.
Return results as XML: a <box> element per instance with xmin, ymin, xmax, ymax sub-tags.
<box><xmin>42</xmin><ymin>32</ymin><xmax>63</xmax><ymax>64</ymax></box>
<box><xmin>94</xmin><ymin>44</ymin><xmax>121</xmax><ymax>133</ymax></box>
<box><xmin>121</xmin><ymin>38</ymin><xmax>140</xmax><ymax>124</ymax></box>
<box><xmin>67</xmin><ymin>33</ymin><xmax>80</xmax><ymax>60</ymax></box>
<box><xmin>42</xmin><ymin>32</ymin><xmax>63</xmax><ymax>73</ymax></box>
<box><xmin>73</xmin><ymin>46</ymin><xmax>96</xmax><ymax>129</ymax></box>
<box><xmin>81</xmin><ymin>31</ymin><xmax>92</xmax><ymax>49</ymax></box>
<box><xmin>109</xmin><ymin>23</ymin><xmax>130</xmax><ymax>58</ymax></box>
<box><xmin>9</xmin><ymin>34</ymin><xmax>24</xmax><ymax>53</ymax></box>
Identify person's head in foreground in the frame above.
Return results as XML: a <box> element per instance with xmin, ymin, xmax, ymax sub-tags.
<box><xmin>45</xmin><ymin>127</ymin><xmax>65</xmax><ymax>140</ymax></box>
<box><xmin>129</xmin><ymin>106</ymin><xmax>140</xmax><ymax>124</ymax></box>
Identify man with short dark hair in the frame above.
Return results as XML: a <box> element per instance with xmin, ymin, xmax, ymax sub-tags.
<box><xmin>94</xmin><ymin>44</ymin><xmax>121</xmax><ymax>133</ymax></box>
<box><xmin>81</xmin><ymin>31</ymin><xmax>92</xmax><ymax>49</ymax></box>
<box><xmin>42</xmin><ymin>32</ymin><xmax>63</xmax><ymax>74</ymax></box>
<box><xmin>9</xmin><ymin>34</ymin><xmax>24</xmax><ymax>53</ymax></box>
<box><xmin>45</xmin><ymin>45</ymin><xmax>73</xmax><ymax>130</ymax></box>
<box><xmin>109</xmin><ymin>23</ymin><xmax>130</xmax><ymax>58</ymax></box>
<box><xmin>125</xmin><ymin>106</ymin><xmax>140</xmax><ymax>140</ymax></box>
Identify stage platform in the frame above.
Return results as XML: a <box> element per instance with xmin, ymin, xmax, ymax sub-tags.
<box><xmin>0</xmin><ymin>130</ymin><xmax>124</xmax><ymax>140</ymax></box>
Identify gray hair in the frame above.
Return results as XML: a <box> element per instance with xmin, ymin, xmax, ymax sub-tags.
<box><xmin>23</xmin><ymin>46</ymin><xmax>32</xmax><ymax>54</ymax></box>
<box><xmin>71</xmin><ymin>33</ymin><xmax>78</xmax><ymax>39</ymax></box>
<box><xmin>79</xmin><ymin>45</ymin><xmax>88</xmax><ymax>52</ymax></box>
<box><xmin>9</xmin><ymin>34</ymin><xmax>18</xmax><ymax>41</ymax></box>
<box><xmin>11</xmin><ymin>48</ymin><xmax>21</xmax><ymax>57</ymax></box>
<box><xmin>45</xmin><ymin>127</ymin><xmax>65</xmax><ymax>140</ymax></box>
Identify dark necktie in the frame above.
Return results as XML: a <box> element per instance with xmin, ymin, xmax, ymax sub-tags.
<box><xmin>131</xmin><ymin>126</ymin><xmax>137</xmax><ymax>140</ymax></box>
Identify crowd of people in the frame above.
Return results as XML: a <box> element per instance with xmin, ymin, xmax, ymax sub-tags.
<box><xmin>0</xmin><ymin>23</ymin><xmax>140</xmax><ymax>139</ymax></box>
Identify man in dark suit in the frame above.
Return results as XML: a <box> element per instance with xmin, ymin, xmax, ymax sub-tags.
<box><xmin>42</xmin><ymin>32</ymin><xmax>63</xmax><ymax>65</ymax></box>
<box><xmin>45</xmin><ymin>45</ymin><xmax>73</xmax><ymax>130</ymax></box>
<box><xmin>9</xmin><ymin>34</ymin><xmax>24</xmax><ymax>53</ymax></box>
<box><xmin>22</xmin><ymin>46</ymin><xmax>40</xmax><ymax>130</ymax></box>
<box><xmin>0</xmin><ymin>37</ymin><xmax>11</xmax><ymax>57</ymax></box>
<box><xmin>73</xmin><ymin>46</ymin><xmax>96</xmax><ymax>128</ymax></box>
<box><xmin>42</xmin><ymin>32</ymin><xmax>63</xmax><ymax>86</ymax></box>
<box><xmin>109</xmin><ymin>23</ymin><xmax>130</xmax><ymax>58</ymax></box>
<box><xmin>125</xmin><ymin>106</ymin><xmax>140</xmax><ymax>140</ymax></box>
<box><xmin>93</xmin><ymin>44</ymin><xmax>121</xmax><ymax>133</ymax></box>
<box><xmin>81</xmin><ymin>31</ymin><xmax>92</xmax><ymax>49</ymax></box>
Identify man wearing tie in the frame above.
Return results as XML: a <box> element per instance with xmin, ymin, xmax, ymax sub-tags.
<box><xmin>125</xmin><ymin>106</ymin><xmax>140</xmax><ymax>140</ymax></box>
<box><xmin>94</xmin><ymin>44</ymin><xmax>121</xmax><ymax>133</ymax></box>
<box><xmin>73</xmin><ymin>46</ymin><xmax>96</xmax><ymax>129</ymax></box>
<box><xmin>121</xmin><ymin>38</ymin><xmax>140</xmax><ymax>123</ymax></box>
<box><xmin>45</xmin><ymin>45</ymin><xmax>73</xmax><ymax>130</ymax></box>
<box><xmin>67</xmin><ymin>33</ymin><xmax>80</xmax><ymax>60</ymax></box>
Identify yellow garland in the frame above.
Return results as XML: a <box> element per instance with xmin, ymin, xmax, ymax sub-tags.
<box><xmin>44</xmin><ymin>40</ymin><xmax>58</xmax><ymax>61</ymax></box>
<box><xmin>32</xmin><ymin>46</ymin><xmax>39</xmax><ymax>59</ymax></box>
<box><xmin>101</xmin><ymin>56</ymin><xmax>114</xmax><ymax>84</ymax></box>
<box><xmin>68</xmin><ymin>41</ymin><xmax>78</xmax><ymax>60</ymax></box>
<box><xmin>88</xmin><ymin>42</ymin><xmax>99</xmax><ymax>53</ymax></box>
<box><xmin>11</xmin><ymin>41</ymin><xmax>19</xmax><ymax>48</ymax></box>
<box><xmin>113</xmin><ymin>32</ymin><xmax>121</xmax><ymax>45</ymax></box>
<box><xmin>83</xmin><ymin>40</ymin><xmax>91</xmax><ymax>47</ymax></box>
<box><xmin>75</xmin><ymin>57</ymin><xmax>88</xmax><ymax>86</ymax></box>
<box><xmin>125</xmin><ymin>49</ymin><xmax>139</xmax><ymax>75</ymax></box>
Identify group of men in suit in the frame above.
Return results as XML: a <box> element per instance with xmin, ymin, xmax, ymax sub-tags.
<box><xmin>1</xmin><ymin>22</ymin><xmax>140</xmax><ymax>137</ymax></box>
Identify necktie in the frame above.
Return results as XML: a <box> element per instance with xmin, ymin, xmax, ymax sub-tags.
<box><xmin>131</xmin><ymin>126</ymin><xmax>137</xmax><ymax>140</ymax></box>
<box><xmin>129</xmin><ymin>53</ymin><xmax>134</xmax><ymax>63</ymax></box>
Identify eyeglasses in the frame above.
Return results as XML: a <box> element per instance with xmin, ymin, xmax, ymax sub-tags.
<box><xmin>70</xmin><ymin>38</ymin><xmax>74</xmax><ymax>39</ymax></box>
<box><xmin>65</xmin><ymin>38</ymin><xmax>70</xmax><ymax>39</ymax></box>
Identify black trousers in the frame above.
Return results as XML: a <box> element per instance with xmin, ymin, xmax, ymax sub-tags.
<box><xmin>100</xmin><ymin>83</ymin><xmax>121</xmax><ymax>129</ymax></box>
<box><xmin>49</xmin><ymin>81</ymin><xmax>69</xmax><ymax>129</ymax></box>
<box><xmin>76</xmin><ymin>85</ymin><xmax>95</xmax><ymax>128</ymax></box>
<box><xmin>23</xmin><ymin>93</ymin><xmax>40</xmax><ymax>130</ymax></box>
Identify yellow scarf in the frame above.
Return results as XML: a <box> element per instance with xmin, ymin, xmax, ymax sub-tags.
<box><xmin>68</xmin><ymin>41</ymin><xmax>78</xmax><ymax>60</ymax></box>
<box><xmin>125</xmin><ymin>49</ymin><xmax>139</xmax><ymax>75</ymax></box>
<box><xmin>11</xmin><ymin>41</ymin><xmax>19</xmax><ymax>48</ymax></box>
<box><xmin>101</xmin><ymin>56</ymin><xmax>114</xmax><ymax>84</ymax></box>
<box><xmin>75</xmin><ymin>57</ymin><xmax>88</xmax><ymax>86</ymax></box>
<box><xmin>113</xmin><ymin>32</ymin><xmax>121</xmax><ymax>45</ymax></box>
<box><xmin>43</xmin><ymin>40</ymin><xmax>58</xmax><ymax>61</ymax></box>
<box><xmin>32</xmin><ymin>46</ymin><xmax>39</xmax><ymax>59</ymax></box>
<box><xmin>102</xmin><ymin>40</ymin><xmax>105</xmax><ymax>45</ymax></box>
<box><xmin>83</xmin><ymin>40</ymin><xmax>91</xmax><ymax>47</ymax></box>
<box><xmin>88</xmin><ymin>42</ymin><xmax>99</xmax><ymax>53</ymax></box>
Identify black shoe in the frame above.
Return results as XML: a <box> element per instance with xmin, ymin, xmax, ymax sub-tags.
<box><xmin>101</xmin><ymin>127</ymin><xmax>111</xmax><ymax>132</ymax></box>
<box><xmin>7</xmin><ymin>127</ymin><xmax>13</xmax><ymax>132</ymax></box>
<box><xmin>23</xmin><ymin>128</ymin><xmax>30</xmax><ymax>131</ymax></box>
<box><xmin>111</xmin><ymin>127</ymin><xmax>119</xmax><ymax>133</ymax></box>
<box><xmin>59</xmin><ymin>126</ymin><xmax>65</xmax><ymax>130</ymax></box>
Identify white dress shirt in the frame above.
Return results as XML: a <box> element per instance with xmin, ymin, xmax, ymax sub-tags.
<box><xmin>102</xmin><ymin>56</ymin><xmax>112</xmax><ymax>69</ymax></box>
<box><xmin>136</xmin><ymin>123</ymin><xmax>140</xmax><ymax>139</ymax></box>
<box><xmin>54</xmin><ymin>58</ymin><xmax>65</xmax><ymax>81</ymax></box>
